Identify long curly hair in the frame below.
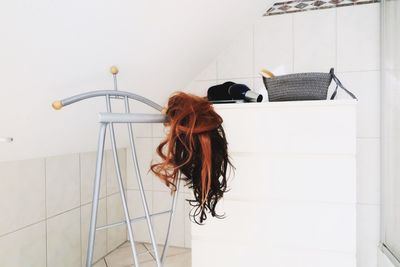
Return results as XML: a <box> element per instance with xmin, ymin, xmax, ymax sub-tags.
<box><xmin>151</xmin><ymin>92</ymin><xmax>232</xmax><ymax>224</ymax></box>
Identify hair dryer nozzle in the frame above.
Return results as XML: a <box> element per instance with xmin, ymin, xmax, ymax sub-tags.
<box><xmin>244</xmin><ymin>90</ymin><xmax>263</xmax><ymax>102</ymax></box>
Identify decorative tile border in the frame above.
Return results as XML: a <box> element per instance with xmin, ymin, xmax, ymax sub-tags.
<box><xmin>263</xmin><ymin>0</ymin><xmax>380</xmax><ymax>16</ymax></box>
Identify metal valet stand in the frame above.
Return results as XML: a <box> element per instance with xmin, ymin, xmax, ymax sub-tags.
<box><xmin>52</xmin><ymin>66</ymin><xmax>180</xmax><ymax>267</ymax></box>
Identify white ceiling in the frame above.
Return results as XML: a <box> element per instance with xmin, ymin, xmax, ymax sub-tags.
<box><xmin>0</xmin><ymin>0</ymin><xmax>269</xmax><ymax>162</ymax></box>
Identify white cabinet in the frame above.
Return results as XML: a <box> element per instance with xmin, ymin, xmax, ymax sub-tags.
<box><xmin>192</xmin><ymin>100</ymin><xmax>357</xmax><ymax>267</ymax></box>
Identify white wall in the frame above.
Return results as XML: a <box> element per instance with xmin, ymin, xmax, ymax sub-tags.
<box><xmin>0</xmin><ymin>149</ymin><xmax>128</xmax><ymax>267</ymax></box>
<box><xmin>0</xmin><ymin>0</ymin><xmax>270</xmax><ymax>162</ymax></box>
<box><xmin>184</xmin><ymin>4</ymin><xmax>381</xmax><ymax>266</ymax></box>
<box><xmin>0</xmin><ymin>2</ymin><xmax>384</xmax><ymax>266</ymax></box>
<box><xmin>378</xmin><ymin>249</ymin><xmax>397</xmax><ymax>267</ymax></box>
<box><xmin>381</xmin><ymin>0</ymin><xmax>400</xmax><ymax>262</ymax></box>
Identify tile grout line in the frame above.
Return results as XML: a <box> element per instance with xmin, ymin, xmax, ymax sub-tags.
<box><xmin>214</xmin><ymin>61</ymin><xmax>218</xmax><ymax>81</ymax></box>
<box><xmin>124</xmin><ymin>147</ymin><xmax>130</xmax><ymax>245</ymax></box>
<box><xmin>335</xmin><ymin>8</ymin><xmax>338</xmax><ymax>71</ymax></box>
<box><xmin>47</xmin><ymin>205</ymin><xmax>84</xmax><ymax>221</ymax></box>
<box><xmin>357</xmin><ymin>202</ymin><xmax>381</xmax><ymax>206</ymax></box>
<box><xmin>292</xmin><ymin>13</ymin><xmax>295</xmax><ymax>73</ymax></box>
<box><xmin>252</xmin><ymin>23</ymin><xmax>255</xmax><ymax>88</ymax></box>
<box><xmin>105</xmin><ymin>150</ymin><xmax>109</xmax><ymax>253</ymax></box>
<box><xmin>357</xmin><ymin>136</ymin><xmax>381</xmax><ymax>140</ymax></box>
<box><xmin>79</xmin><ymin>153</ymin><xmax>83</xmax><ymax>267</ymax></box>
<box><xmin>81</xmin><ymin>192</ymin><xmax>120</xmax><ymax>208</ymax></box>
<box><xmin>357</xmin><ymin>137</ymin><xmax>381</xmax><ymax>140</ymax></box>
<box><xmin>216</xmin><ymin>59</ymin><xmax>219</xmax><ymax>81</ymax></box>
<box><xmin>100</xmin><ymin>240</ymin><xmax>130</xmax><ymax>265</ymax></box>
<box><xmin>0</xmin><ymin>219</ymin><xmax>47</xmax><ymax>239</ymax></box>
<box><xmin>145</xmin><ymin>242</ymin><xmax>157</xmax><ymax>261</ymax></box>
<box><xmin>337</xmin><ymin>69</ymin><xmax>381</xmax><ymax>74</ymax></box>
<box><xmin>44</xmin><ymin>158</ymin><xmax>48</xmax><ymax>267</ymax></box>
<box><xmin>194</xmin><ymin>69</ymin><xmax>380</xmax><ymax>83</ymax></box>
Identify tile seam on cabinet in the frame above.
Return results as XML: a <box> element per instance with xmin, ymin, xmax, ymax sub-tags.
<box><xmin>228</xmin><ymin>152</ymin><xmax>357</xmax><ymax>157</ymax></box>
<box><xmin>357</xmin><ymin>137</ymin><xmax>381</xmax><ymax>140</ymax></box>
<box><xmin>357</xmin><ymin>203</ymin><xmax>380</xmax><ymax>207</ymax></box>
<box><xmin>357</xmin><ymin>135</ymin><xmax>381</xmax><ymax>139</ymax></box>
<box><xmin>223</xmin><ymin>197</ymin><xmax>357</xmax><ymax>205</ymax></box>
<box><xmin>229</xmin><ymin>151</ymin><xmax>356</xmax><ymax>157</ymax></box>
<box><xmin>191</xmin><ymin>237</ymin><xmax>355</xmax><ymax>254</ymax></box>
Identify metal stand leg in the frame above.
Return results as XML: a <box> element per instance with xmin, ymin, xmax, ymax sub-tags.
<box><xmin>125</xmin><ymin>97</ymin><xmax>163</xmax><ymax>267</ymax></box>
<box><xmin>107</xmin><ymin>97</ymin><xmax>140</xmax><ymax>267</ymax></box>
<box><xmin>161</xmin><ymin>177</ymin><xmax>181</xmax><ymax>263</ymax></box>
<box><xmin>86</xmin><ymin>123</ymin><xmax>107</xmax><ymax>267</ymax></box>
<box><xmin>57</xmin><ymin>74</ymin><xmax>176</xmax><ymax>267</ymax></box>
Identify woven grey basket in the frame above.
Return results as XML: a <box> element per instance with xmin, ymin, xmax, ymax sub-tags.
<box><xmin>263</xmin><ymin>70</ymin><xmax>331</xmax><ymax>101</ymax></box>
<box><xmin>262</xmin><ymin>68</ymin><xmax>356</xmax><ymax>102</ymax></box>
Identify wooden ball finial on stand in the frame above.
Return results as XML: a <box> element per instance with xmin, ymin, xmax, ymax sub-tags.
<box><xmin>110</xmin><ymin>66</ymin><xmax>119</xmax><ymax>75</ymax></box>
<box><xmin>110</xmin><ymin>66</ymin><xmax>119</xmax><ymax>90</ymax></box>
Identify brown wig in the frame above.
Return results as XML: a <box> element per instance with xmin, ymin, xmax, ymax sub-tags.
<box><xmin>151</xmin><ymin>92</ymin><xmax>232</xmax><ymax>224</ymax></box>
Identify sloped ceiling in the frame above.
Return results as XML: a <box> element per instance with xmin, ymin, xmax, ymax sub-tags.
<box><xmin>0</xmin><ymin>0</ymin><xmax>269</xmax><ymax>162</ymax></box>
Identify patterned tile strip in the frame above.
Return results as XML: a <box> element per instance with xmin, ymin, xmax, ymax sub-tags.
<box><xmin>264</xmin><ymin>0</ymin><xmax>380</xmax><ymax>16</ymax></box>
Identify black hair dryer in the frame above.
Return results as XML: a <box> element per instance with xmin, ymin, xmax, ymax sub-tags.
<box><xmin>207</xmin><ymin>82</ymin><xmax>263</xmax><ymax>103</ymax></box>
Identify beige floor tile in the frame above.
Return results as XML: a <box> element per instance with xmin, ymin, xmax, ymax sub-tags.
<box><xmin>105</xmin><ymin>243</ymin><xmax>153</xmax><ymax>267</ymax></box>
<box><xmin>121</xmin><ymin>241</ymin><xmax>149</xmax><ymax>254</ymax></box>
<box><xmin>143</xmin><ymin>243</ymin><xmax>189</xmax><ymax>258</ymax></box>
<box><xmin>139</xmin><ymin>252</ymin><xmax>192</xmax><ymax>267</ymax></box>
<box><xmin>93</xmin><ymin>259</ymin><xmax>107</xmax><ymax>267</ymax></box>
<box><xmin>99</xmin><ymin>242</ymin><xmax>191</xmax><ymax>267</ymax></box>
<box><xmin>164</xmin><ymin>252</ymin><xmax>191</xmax><ymax>267</ymax></box>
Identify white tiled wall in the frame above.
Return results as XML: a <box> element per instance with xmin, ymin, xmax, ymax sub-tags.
<box><xmin>46</xmin><ymin>154</ymin><xmax>80</xmax><ymax>217</ymax></box>
<box><xmin>378</xmin><ymin>249</ymin><xmax>397</xmax><ymax>267</ymax></box>
<box><xmin>0</xmin><ymin>159</ymin><xmax>46</xmax><ymax>237</ymax></box>
<box><xmin>0</xmin><ymin>148</ymin><xmax>128</xmax><ymax>267</ymax></box>
<box><xmin>293</xmin><ymin>9</ymin><xmax>337</xmax><ymax>72</ymax></box>
<box><xmin>184</xmin><ymin>4</ymin><xmax>381</xmax><ymax>267</ymax></box>
<box><xmin>0</xmin><ymin>221</ymin><xmax>46</xmax><ymax>267</ymax></box>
